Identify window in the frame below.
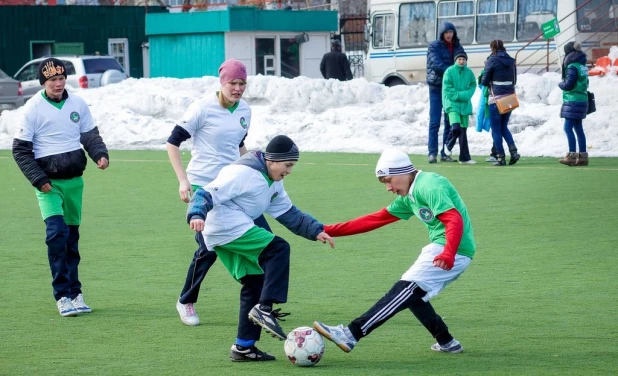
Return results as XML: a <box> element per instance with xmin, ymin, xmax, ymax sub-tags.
<box><xmin>438</xmin><ymin>1</ymin><xmax>475</xmax><ymax>44</ymax></box>
<box><xmin>15</xmin><ymin>63</ymin><xmax>39</xmax><ymax>82</ymax></box>
<box><xmin>108</xmin><ymin>38</ymin><xmax>130</xmax><ymax>75</ymax></box>
<box><xmin>373</xmin><ymin>13</ymin><xmax>396</xmax><ymax>48</ymax></box>
<box><xmin>516</xmin><ymin>0</ymin><xmax>557</xmax><ymax>41</ymax></box>
<box><xmin>477</xmin><ymin>0</ymin><xmax>516</xmax><ymax>43</ymax></box>
<box><xmin>83</xmin><ymin>58</ymin><xmax>125</xmax><ymax>74</ymax></box>
<box><xmin>577</xmin><ymin>0</ymin><xmax>618</xmax><ymax>32</ymax></box>
<box><xmin>62</xmin><ymin>61</ymin><xmax>77</xmax><ymax>75</ymax></box>
<box><xmin>399</xmin><ymin>2</ymin><xmax>436</xmax><ymax>47</ymax></box>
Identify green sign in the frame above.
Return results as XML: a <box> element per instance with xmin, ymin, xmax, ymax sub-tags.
<box><xmin>542</xmin><ymin>18</ymin><xmax>560</xmax><ymax>39</ymax></box>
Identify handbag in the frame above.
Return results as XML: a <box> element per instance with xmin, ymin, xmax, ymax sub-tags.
<box><xmin>587</xmin><ymin>91</ymin><xmax>596</xmax><ymax>114</ymax></box>
<box><xmin>491</xmin><ymin>85</ymin><xmax>519</xmax><ymax>114</ymax></box>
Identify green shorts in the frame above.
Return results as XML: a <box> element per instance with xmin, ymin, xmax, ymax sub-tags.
<box><xmin>214</xmin><ymin>226</ymin><xmax>275</xmax><ymax>282</ymax></box>
<box><xmin>447</xmin><ymin>112</ymin><xmax>469</xmax><ymax>128</ymax></box>
<box><xmin>35</xmin><ymin>177</ymin><xmax>84</xmax><ymax>225</ymax></box>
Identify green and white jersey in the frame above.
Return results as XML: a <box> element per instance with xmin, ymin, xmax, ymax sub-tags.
<box><xmin>386</xmin><ymin>171</ymin><xmax>476</xmax><ymax>258</ymax></box>
<box><xmin>179</xmin><ymin>94</ymin><xmax>251</xmax><ymax>187</ymax></box>
<box><xmin>202</xmin><ymin>164</ymin><xmax>291</xmax><ymax>249</ymax></box>
<box><xmin>14</xmin><ymin>90</ymin><xmax>96</xmax><ymax>158</ymax></box>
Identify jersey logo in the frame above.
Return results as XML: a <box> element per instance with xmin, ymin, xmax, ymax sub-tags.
<box><xmin>240</xmin><ymin>117</ymin><xmax>248</xmax><ymax>129</ymax></box>
<box><xmin>418</xmin><ymin>208</ymin><xmax>434</xmax><ymax>222</ymax></box>
<box><xmin>70</xmin><ymin>112</ymin><xmax>80</xmax><ymax>123</ymax></box>
<box><xmin>270</xmin><ymin>192</ymin><xmax>279</xmax><ymax>202</ymax></box>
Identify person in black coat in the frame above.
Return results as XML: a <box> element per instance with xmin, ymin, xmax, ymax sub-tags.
<box><xmin>480</xmin><ymin>39</ymin><xmax>520</xmax><ymax>166</ymax></box>
<box><xmin>320</xmin><ymin>39</ymin><xmax>353</xmax><ymax>81</ymax></box>
<box><xmin>558</xmin><ymin>41</ymin><xmax>589</xmax><ymax>166</ymax></box>
<box><xmin>426</xmin><ymin>22</ymin><xmax>465</xmax><ymax>164</ymax></box>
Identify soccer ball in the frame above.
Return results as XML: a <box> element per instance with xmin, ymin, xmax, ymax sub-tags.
<box><xmin>284</xmin><ymin>326</ymin><xmax>325</xmax><ymax>367</ymax></box>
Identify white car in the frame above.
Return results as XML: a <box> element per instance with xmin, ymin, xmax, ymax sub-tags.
<box><xmin>13</xmin><ymin>55</ymin><xmax>127</xmax><ymax>102</ymax></box>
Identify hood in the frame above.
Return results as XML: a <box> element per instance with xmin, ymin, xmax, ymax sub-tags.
<box><xmin>439</xmin><ymin>22</ymin><xmax>460</xmax><ymax>44</ymax></box>
<box><xmin>232</xmin><ymin>151</ymin><xmax>268</xmax><ymax>175</ymax></box>
<box><xmin>562</xmin><ymin>50</ymin><xmax>587</xmax><ymax>78</ymax></box>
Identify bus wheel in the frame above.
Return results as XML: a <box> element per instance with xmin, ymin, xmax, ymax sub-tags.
<box><xmin>385</xmin><ymin>77</ymin><xmax>405</xmax><ymax>87</ymax></box>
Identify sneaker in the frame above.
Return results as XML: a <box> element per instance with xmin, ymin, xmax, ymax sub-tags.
<box><xmin>458</xmin><ymin>160</ymin><xmax>477</xmax><ymax>165</ymax></box>
<box><xmin>440</xmin><ymin>155</ymin><xmax>457</xmax><ymax>162</ymax></box>
<box><xmin>248</xmin><ymin>305</ymin><xmax>289</xmax><ymax>340</ymax></box>
<box><xmin>71</xmin><ymin>294</ymin><xmax>92</xmax><ymax>313</ymax></box>
<box><xmin>313</xmin><ymin>321</ymin><xmax>356</xmax><ymax>353</ymax></box>
<box><xmin>445</xmin><ymin>148</ymin><xmax>453</xmax><ymax>156</ymax></box>
<box><xmin>428</xmin><ymin>155</ymin><xmax>437</xmax><ymax>164</ymax></box>
<box><xmin>486</xmin><ymin>156</ymin><xmax>498</xmax><ymax>162</ymax></box>
<box><xmin>430</xmin><ymin>339</ymin><xmax>463</xmax><ymax>353</ymax></box>
<box><xmin>56</xmin><ymin>297</ymin><xmax>78</xmax><ymax>317</ymax></box>
<box><xmin>176</xmin><ymin>299</ymin><xmax>200</xmax><ymax>326</ymax></box>
<box><xmin>230</xmin><ymin>344</ymin><xmax>276</xmax><ymax>362</ymax></box>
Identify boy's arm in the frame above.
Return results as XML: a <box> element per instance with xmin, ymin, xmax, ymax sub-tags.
<box><xmin>433</xmin><ymin>208</ymin><xmax>464</xmax><ymax>270</ymax></box>
<box><xmin>275</xmin><ymin>205</ymin><xmax>324</xmax><ymax>241</ymax></box>
<box><xmin>323</xmin><ymin>208</ymin><xmax>400</xmax><ymax>237</ymax></box>
<box><xmin>458</xmin><ymin>70</ymin><xmax>478</xmax><ymax>101</ymax></box>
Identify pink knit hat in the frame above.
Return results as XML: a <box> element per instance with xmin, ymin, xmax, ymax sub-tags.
<box><xmin>219</xmin><ymin>59</ymin><xmax>247</xmax><ymax>85</ymax></box>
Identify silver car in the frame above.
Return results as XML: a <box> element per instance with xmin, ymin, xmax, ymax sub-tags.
<box><xmin>0</xmin><ymin>68</ymin><xmax>24</xmax><ymax>111</ymax></box>
<box><xmin>14</xmin><ymin>55</ymin><xmax>127</xmax><ymax>102</ymax></box>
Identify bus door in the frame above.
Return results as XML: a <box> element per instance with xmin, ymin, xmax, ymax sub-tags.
<box><xmin>368</xmin><ymin>13</ymin><xmax>397</xmax><ymax>83</ymax></box>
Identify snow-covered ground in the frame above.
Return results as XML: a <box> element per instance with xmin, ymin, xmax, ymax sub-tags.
<box><xmin>2</xmin><ymin>67</ymin><xmax>617</xmax><ymax>157</ymax></box>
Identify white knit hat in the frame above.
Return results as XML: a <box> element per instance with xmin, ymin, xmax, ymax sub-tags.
<box><xmin>375</xmin><ymin>148</ymin><xmax>416</xmax><ymax>177</ymax></box>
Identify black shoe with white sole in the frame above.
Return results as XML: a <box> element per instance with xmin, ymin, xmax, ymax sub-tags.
<box><xmin>230</xmin><ymin>344</ymin><xmax>276</xmax><ymax>362</ymax></box>
<box><xmin>248</xmin><ymin>304</ymin><xmax>289</xmax><ymax>340</ymax></box>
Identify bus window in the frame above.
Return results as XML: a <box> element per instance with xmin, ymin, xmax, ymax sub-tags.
<box><xmin>399</xmin><ymin>2</ymin><xmax>436</xmax><ymax>47</ymax></box>
<box><xmin>373</xmin><ymin>14</ymin><xmax>396</xmax><ymax>48</ymax></box>
<box><xmin>477</xmin><ymin>0</ymin><xmax>516</xmax><ymax>43</ymax></box>
<box><xmin>577</xmin><ymin>0</ymin><xmax>618</xmax><ymax>32</ymax></box>
<box><xmin>516</xmin><ymin>0</ymin><xmax>557</xmax><ymax>41</ymax></box>
<box><xmin>437</xmin><ymin>1</ymin><xmax>475</xmax><ymax>45</ymax></box>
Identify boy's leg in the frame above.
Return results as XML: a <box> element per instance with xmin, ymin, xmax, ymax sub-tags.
<box><xmin>247</xmin><ymin>236</ymin><xmax>291</xmax><ymax>341</ymax></box>
<box><xmin>446</xmin><ymin>123</ymin><xmax>461</xmax><ymax>152</ymax></box>
<box><xmin>61</xmin><ymin>177</ymin><xmax>84</xmax><ymax>300</ymax></box>
<box><xmin>44</xmin><ymin>215</ymin><xmax>71</xmax><ymax>302</ymax></box>
<box><xmin>458</xmin><ymin>128</ymin><xmax>471</xmax><ymax>162</ymax></box>
<box><xmin>179</xmin><ymin>233</ymin><xmax>217</xmax><ymax>304</ymax></box>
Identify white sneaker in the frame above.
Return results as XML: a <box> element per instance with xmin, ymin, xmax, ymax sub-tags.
<box><xmin>313</xmin><ymin>321</ymin><xmax>356</xmax><ymax>353</ymax></box>
<box><xmin>176</xmin><ymin>299</ymin><xmax>200</xmax><ymax>326</ymax></box>
<box><xmin>486</xmin><ymin>156</ymin><xmax>498</xmax><ymax>162</ymax></box>
<box><xmin>431</xmin><ymin>339</ymin><xmax>463</xmax><ymax>353</ymax></box>
<box><xmin>71</xmin><ymin>294</ymin><xmax>92</xmax><ymax>313</ymax></box>
<box><xmin>459</xmin><ymin>160</ymin><xmax>477</xmax><ymax>164</ymax></box>
<box><xmin>56</xmin><ymin>297</ymin><xmax>78</xmax><ymax>317</ymax></box>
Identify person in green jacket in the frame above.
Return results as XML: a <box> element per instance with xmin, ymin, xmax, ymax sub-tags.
<box><xmin>442</xmin><ymin>52</ymin><xmax>477</xmax><ymax>164</ymax></box>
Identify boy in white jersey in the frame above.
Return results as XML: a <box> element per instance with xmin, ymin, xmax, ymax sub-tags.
<box><xmin>186</xmin><ymin>135</ymin><xmax>334</xmax><ymax>361</ymax></box>
<box><xmin>12</xmin><ymin>58</ymin><xmax>109</xmax><ymax>317</ymax></box>
<box><xmin>313</xmin><ymin>148</ymin><xmax>475</xmax><ymax>355</ymax></box>
<box><xmin>167</xmin><ymin>59</ymin><xmax>272</xmax><ymax>326</ymax></box>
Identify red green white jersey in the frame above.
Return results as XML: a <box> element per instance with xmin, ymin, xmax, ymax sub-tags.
<box><xmin>202</xmin><ymin>164</ymin><xmax>292</xmax><ymax>249</ymax></box>
<box><xmin>179</xmin><ymin>95</ymin><xmax>251</xmax><ymax>187</ymax></box>
<box><xmin>14</xmin><ymin>90</ymin><xmax>96</xmax><ymax>158</ymax></box>
<box><xmin>386</xmin><ymin>171</ymin><xmax>476</xmax><ymax>258</ymax></box>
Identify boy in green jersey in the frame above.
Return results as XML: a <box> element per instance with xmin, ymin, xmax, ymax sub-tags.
<box><xmin>314</xmin><ymin>148</ymin><xmax>475</xmax><ymax>354</ymax></box>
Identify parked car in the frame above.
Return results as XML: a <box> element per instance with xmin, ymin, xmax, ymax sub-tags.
<box><xmin>13</xmin><ymin>55</ymin><xmax>127</xmax><ymax>102</ymax></box>
<box><xmin>0</xmin><ymin>68</ymin><xmax>24</xmax><ymax>111</ymax></box>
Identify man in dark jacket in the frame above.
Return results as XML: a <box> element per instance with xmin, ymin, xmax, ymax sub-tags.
<box><xmin>12</xmin><ymin>58</ymin><xmax>109</xmax><ymax>317</ymax></box>
<box><xmin>320</xmin><ymin>39</ymin><xmax>354</xmax><ymax>81</ymax></box>
<box><xmin>426</xmin><ymin>22</ymin><xmax>465</xmax><ymax>164</ymax></box>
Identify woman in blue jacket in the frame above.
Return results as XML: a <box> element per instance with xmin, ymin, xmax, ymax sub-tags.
<box><xmin>480</xmin><ymin>40</ymin><xmax>520</xmax><ymax>166</ymax></box>
<box><xmin>558</xmin><ymin>41</ymin><xmax>589</xmax><ymax>166</ymax></box>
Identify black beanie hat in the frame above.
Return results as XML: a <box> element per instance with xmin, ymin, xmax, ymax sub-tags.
<box><xmin>38</xmin><ymin>58</ymin><xmax>67</xmax><ymax>85</ymax></box>
<box><xmin>264</xmin><ymin>135</ymin><xmax>299</xmax><ymax>162</ymax></box>
<box><xmin>454</xmin><ymin>51</ymin><xmax>468</xmax><ymax>61</ymax></box>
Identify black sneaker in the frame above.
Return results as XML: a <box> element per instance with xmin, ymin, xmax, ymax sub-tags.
<box><xmin>440</xmin><ymin>155</ymin><xmax>457</xmax><ymax>162</ymax></box>
<box><xmin>248</xmin><ymin>304</ymin><xmax>289</xmax><ymax>340</ymax></box>
<box><xmin>428</xmin><ymin>155</ymin><xmax>437</xmax><ymax>164</ymax></box>
<box><xmin>230</xmin><ymin>344</ymin><xmax>276</xmax><ymax>362</ymax></box>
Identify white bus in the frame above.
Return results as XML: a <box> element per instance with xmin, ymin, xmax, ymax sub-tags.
<box><xmin>364</xmin><ymin>0</ymin><xmax>618</xmax><ymax>85</ymax></box>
